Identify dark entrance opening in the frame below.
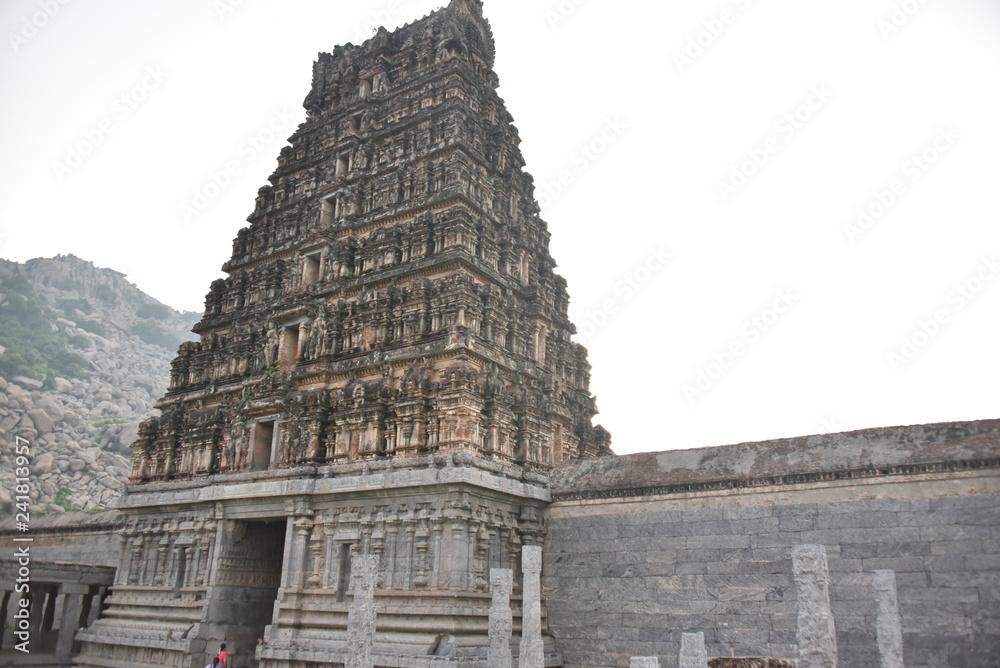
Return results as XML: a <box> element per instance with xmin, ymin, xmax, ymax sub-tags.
<box><xmin>206</xmin><ymin>520</ymin><xmax>286</xmax><ymax>668</ymax></box>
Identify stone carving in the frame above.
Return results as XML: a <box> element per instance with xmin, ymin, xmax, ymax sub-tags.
<box><xmin>873</xmin><ymin>570</ymin><xmax>904</xmax><ymax>668</ymax></box>
<box><xmin>518</xmin><ymin>546</ymin><xmax>543</xmax><ymax>668</ymax></box>
<box><xmin>78</xmin><ymin>2</ymin><xmax>607</xmax><ymax>667</ymax></box>
<box><xmin>346</xmin><ymin>555</ymin><xmax>379</xmax><ymax>668</ymax></box>
<box><xmin>487</xmin><ymin>568</ymin><xmax>513</xmax><ymax>668</ymax></box>
<box><xmin>679</xmin><ymin>632</ymin><xmax>709</xmax><ymax>668</ymax></box>
<box><xmin>630</xmin><ymin>658</ymin><xmax>660</xmax><ymax>668</ymax></box>
<box><xmin>792</xmin><ymin>545</ymin><xmax>838</xmax><ymax>668</ymax></box>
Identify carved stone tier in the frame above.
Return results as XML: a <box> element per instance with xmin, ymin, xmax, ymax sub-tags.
<box><xmin>76</xmin><ymin>454</ymin><xmax>558</xmax><ymax>668</ymax></box>
<box><xmin>79</xmin><ymin>2</ymin><xmax>606</xmax><ymax>667</ymax></box>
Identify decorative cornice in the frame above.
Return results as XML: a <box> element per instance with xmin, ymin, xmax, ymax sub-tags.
<box><xmin>551</xmin><ymin>457</ymin><xmax>1000</xmax><ymax>502</ymax></box>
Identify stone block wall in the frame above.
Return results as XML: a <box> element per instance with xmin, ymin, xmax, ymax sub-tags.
<box><xmin>544</xmin><ymin>420</ymin><xmax>1000</xmax><ymax>668</ymax></box>
<box><xmin>0</xmin><ymin>509</ymin><xmax>124</xmax><ymax>567</ymax></box>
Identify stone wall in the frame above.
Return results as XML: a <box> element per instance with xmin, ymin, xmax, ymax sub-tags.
<box><xmin>544</xmin><ymin>420</ymin><xmax>1000</xmax><ymax>668</ymax></box>
<box><xmin>0</xmin><ymin>509</ymin><xmax>124</xmax><ymax>567</ymax></box>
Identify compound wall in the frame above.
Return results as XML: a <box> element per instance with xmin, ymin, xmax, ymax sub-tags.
<box><xmin>544</xmin><ymin>420</ymin><xmax>1000</xmax><ymax>668</ymax></box>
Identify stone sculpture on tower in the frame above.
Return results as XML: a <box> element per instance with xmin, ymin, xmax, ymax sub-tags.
<box><xmin>76</xmin><ymin>2</ymin><xmax>611</xmax><ymax>666</ymax></box>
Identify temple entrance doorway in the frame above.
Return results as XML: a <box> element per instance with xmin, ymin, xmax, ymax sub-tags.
<box><xmin>205</xmin><ymin>520</ymin><xmax>286</xmax><ymax>668</ymax></box>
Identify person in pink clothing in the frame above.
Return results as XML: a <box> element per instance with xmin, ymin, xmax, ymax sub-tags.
<box><xmin>216</xmin><ymin>643</ymin><xmax>228</xmax><ymax>668</ymax></box>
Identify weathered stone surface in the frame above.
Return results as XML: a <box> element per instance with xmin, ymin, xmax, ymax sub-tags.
<box><xmin>680</xmin><ymin>632</ymin><xmax>708</xmax><ymax>668</ymax></box>
<box><xmin>793</xmin><ymin>545</ymin><xmax>838</xmax><ymax>668</ymax></box>
<box><xmin>346</xmin><ymin>555</ymin><xmax>379</xmax><ymax>668</ymax></box>
<box><xmin>708</xmin><ymin>661</ymin><xmax>794</xmax><ymax>668</ymax></box>
<box><xmin>11</xmin><ymin>375</ymin><xmax>44</xmax><ymax>390</ymax></box>
<box><xmin>519</xmin><ymin>546</ymin><xmax>544</xmax><ymax>668</ymax></box>
<box><xmin>27</xmin><ymin>407</ymin><xmax>56</xmax><ymax>435</ymax></box>
<box><xmin>488</xmin><ymin>568</ymin><xmax>513</xmax><ymax>668</ymax></box>
<box><xmin>873</xmin><ymin>570</ymin><xmax>904</xmax><ymax>668</ymax></box>
<box><xmin>550</xmin><ymin>419</ymin><xmax>1000</xmax><ymax>501</ymax></box>
<box><xmin>32</xmin><ymin>452</ymin><xmax>55</xmax><ymax>475</ymax></box>
<box><xmin>630</xmin><ymin>658</ymin><xmax>659</xmax><ymax>668</ymax></box>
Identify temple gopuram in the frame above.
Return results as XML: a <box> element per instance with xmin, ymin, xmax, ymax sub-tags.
<box><xmin>76</xmin><ymin>2</ymin><xmax>610</xmax><ymax>666</ymax></box>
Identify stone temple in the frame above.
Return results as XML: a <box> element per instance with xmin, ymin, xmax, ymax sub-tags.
<box><xmin>77</xmin><ymin>1</ymin><xmax>610</xmax><ymax>666</ymax></box>
<box><xmin>2</xmin><ymin>2</ymin><xmax>997</xmax><ymax>668</ymax></box>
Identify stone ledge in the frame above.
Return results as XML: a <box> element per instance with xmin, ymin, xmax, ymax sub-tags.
<box><xmin>551</xmin><ymin>419</ymin><xmax>1000</xmax><ymax>502</ymax></box>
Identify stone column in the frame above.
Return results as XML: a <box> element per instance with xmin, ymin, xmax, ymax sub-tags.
<box><xmin>488</xmin><ymin>568</ymin><xmax>513</xmax><ymax>668</ymax></box>
<box><xmin>55</xmin><ymin>584</ymin><xmax>89</xmax><ymax>659</ymax></box>
<box><xmin>630</xmin><ymin>658</ymin><xmax>659</xmax><ymax>668</ymax></box>
<box><xmin>793</xmin><ymin>544</ymin><xmax>838</xmax><ymax>668</ymax></box>
<box><xmin>679</xmin><ymin>632</ymin><xmax>709</xmax><ymax>668</ymax></box>
<box><xmin>346</xmin><ymin>554</ymin><xmax>379</xmax><ymax>668</ymax></box>
<box><xmin>0</xmin><ymin>591</ymin><xmax>10</xmax><ymax>647</ymax></box>
<box><xmin>517</xmin><ymin>545</ymin><xmax>543</xmax><ymax>668</ymax></box>
<box><xmin>873</xmin><ymin>570</ymin><xmax>904</xmax><ymax>668</ymax></box>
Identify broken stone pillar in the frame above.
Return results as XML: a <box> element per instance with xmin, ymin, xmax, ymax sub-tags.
<box><xmin>630</xmin><ymin>658</ymin><xmax>659</xmax><ymax>668</ymax></box>
<box><xmin>873</xmin><ymin>570</ymin><xmax>904</xmax><ymax>668</ymax></box>
<box><xmin>518</xmin><ymin>546</ymin><xmax>544</xmax><ymax>668</ymax></box>
<box><xmin>679</xmin><ymin>632</ymin><xmax>709</xmax><ymax>668</ymax></box>
<box><xmin>346</xmin><ymin>555</ymin><xmax>379</xmax><ymax>668</ymax></box>
<box><xmin>792</xmin><ymin>544</ymin><xmax>838</xmax><ymax>668</ymax></box>
<box><xmin>488</xmin><ymin>568</ymin><xmax>513</xmax><ymax>668</ymax></box>
<box><xmin>55</xmin><ymin>584</ymin><xmax>89</xmax><ymax>659</ymax></box>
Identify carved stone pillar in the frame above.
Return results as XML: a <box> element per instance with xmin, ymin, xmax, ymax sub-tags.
<box><xmin>874</xmin><ymin>570</ymin><xmax>904</xmax><ymax>668</ymax></box>
<box><xmin>56</xmin><ymin>584</ymin><xmax>89</xmax><ymax>659</ymax></box>
<box><xmin>679</xmin><ymin>631</ymin><xmax>708</xmax><ymax>668</ymax></box>
<box><xmin>154</xmin><ymin>535</ymin><xmax>170</xmax><ymax>586</ymax></box>
<box><xmin>793</xmin><ymin>544</ymin><xmax>838</xmax><ymax>668</ymax></box>
<box><xmin>517</xmin><ymin>546</ymin><xmax>543</xmax><ymax>668</ymax></box>
<box><xmin>346</xmin><ymin>555</ymin><xmax>380</xmax><ymax>668</ymax></box>
<box><xmin>631</xmin><ymin>659</ymin><xmax>659</xmax><ymax>668</ymax></box>
<box><xmin>308</xmin><ymin>523</ymin><xmax>327</xmax><ymax>587</ymax></box>
<box><xmin>487</xmin><ymin>568</ymin><xmax>513</xmax><ymax>668</ymax></box>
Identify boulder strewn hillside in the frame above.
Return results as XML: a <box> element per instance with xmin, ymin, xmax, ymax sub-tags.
<box><xmin>0</xmin><ymin>255</ymin><xmax>198</xmax><ymax>512</ymax></box>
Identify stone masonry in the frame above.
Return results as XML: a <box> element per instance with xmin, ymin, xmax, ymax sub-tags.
<box><xmin>792</xmin><ymin>545</ymin><xmax>838</xmax><ymax>668</ymax></box>
<box><xmin>544</xmin><ymin>420</ymin><xmax>1000</xmax><ymax>667</ymax></box>
<box><xmin>75</xmin><ymin>2</ymin><xmax>608</xmax><ymax>667</ymax></box>
<box><xmin>33</xmin><ymin>2</ymin><xmax>998</xmax><ymax>667</ymax></box>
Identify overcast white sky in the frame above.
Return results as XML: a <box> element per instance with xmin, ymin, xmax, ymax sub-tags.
<box><xmin>2</xmin><ymin>0</ymin><xmax>999</xmax><ymax>455</ymax></box>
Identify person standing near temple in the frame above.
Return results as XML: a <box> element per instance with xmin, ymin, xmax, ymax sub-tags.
<box><xmin>216</xmin><ymin>643</ymin><xmax>228</xmax><ymax>668</ymax></box>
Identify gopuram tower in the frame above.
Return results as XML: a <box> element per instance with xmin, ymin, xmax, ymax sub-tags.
<box><xmin>77</xmin><ymin>2</ymin><xmax>611</xmax><ymax>666</ymax></box>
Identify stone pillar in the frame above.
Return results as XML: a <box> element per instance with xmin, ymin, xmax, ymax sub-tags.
<box><xmin>488</xmin><ymin>568</ymin><xmax>513</xmax><ymax>668</ymax></box>
<box><xmin>517</xmin><ymin>545</ymin><xmax>543</xmax><ymax>668</ymax></box>
<box><xmin>873</xmin><ymin>570</ymin><xmax>904</xmax><ymax>668</ymax></box>
<box><xmin>630</xmin><ymin>658</ymin><xmax>659</xmax><ymax>668</ymax></box>
<box><xmin>793</xmin><ymin>544</ymin><xmax>838</xmax><ymax>668</ymax></box>
<box><xmin>679</xmin><ymin>632</ymin><xmax>709</xmax><ymax>668</ymax></box>
<box><xmin>0</xmin><ymin>591</ymin><xmax>9</xmax><ymax>647</ymax></box>
<box><xmin>55</xmin><ymin>584</ymin><xmax>89</xmax><ymax>659</ymax></box>
<box><xmin>346</xmin><ymin>554</ymin><xmax>379</xmax><ymax>668</ymax></box>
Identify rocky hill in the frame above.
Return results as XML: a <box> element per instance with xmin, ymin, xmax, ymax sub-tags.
<box><xmin>0</xmin><ymin>255</ymin><xmax>199</xmax><ymax>513</ymax></box>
